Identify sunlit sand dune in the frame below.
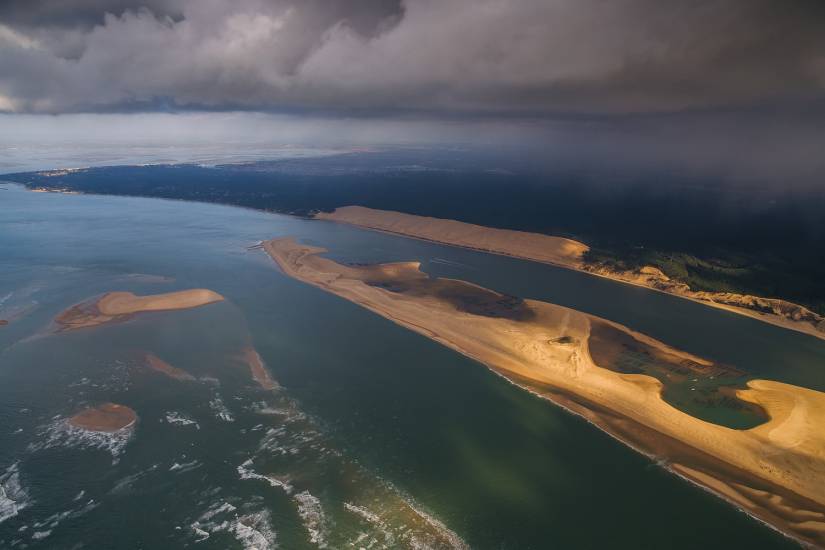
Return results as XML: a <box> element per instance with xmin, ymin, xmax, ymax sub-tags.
<box><xmin>316</xmin><ymin>205</ymin><xmax>589</xmax><ymax>268</ymax></box>
<box><xmin>264</xmin><ymin>236</ymin><xmax>825</xmax><ymax>548</ymax></box>
<box><xmin>318</xmin><ymin>206</ymin><xmax>825</xmax><ymax>341</ymax></box>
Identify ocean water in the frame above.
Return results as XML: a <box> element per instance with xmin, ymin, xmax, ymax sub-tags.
<box><xmin>2</xmin><ymin>182</ymin><xmax>819</xmax><ymax>548</ymax></box>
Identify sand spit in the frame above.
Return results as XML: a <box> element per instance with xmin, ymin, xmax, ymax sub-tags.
<box><xmin>236</xmin><ymin>347</ymin><xmax>278</xmax><ymax>390</ymax></box>
<box><xmin>317</xmin><ymin>206</ymin><xmax>825</xmax><ymax>341</ymax></box>
<box><xmin>55</xmin><ymin>289</ymin><xmax>225</xmax><ymax>331</ymax></box>
<box><xmin>68</xmin><ymin>403</ymin><xmax>137</xmax><ymax>432</ymax></box>
<box><xmin>316</xmin><ymin>205</ymin><xmax>588</xmax><ymax>268</ymax></box>
<box><xmin>145</xmin><ymin>353</ymin><xmax>195</xmax><ymax>381</ymax></box>
<box><xmin>264</xmin><ymin>237</ymin><xmax>825</xmax><ymax>548</ymax></box>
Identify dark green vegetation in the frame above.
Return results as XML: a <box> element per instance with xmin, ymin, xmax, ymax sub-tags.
<box><xmin>6</xmin><ymin>149</ymin><xmax>825</xmax><ymax>314</ymax></box>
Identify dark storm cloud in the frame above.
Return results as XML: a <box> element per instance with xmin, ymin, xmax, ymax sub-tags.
<box><xmin>0</xmin><ymin>0</ymin><xmax>823</xmax><ymax>115</ymax></box>
<box><xmin>0</xmin><ymin>0</ymin><xmax>185</xmax><ymax>28</ymax></box>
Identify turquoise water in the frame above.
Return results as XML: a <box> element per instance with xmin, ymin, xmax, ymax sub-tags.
<box><xmin>2</xmin><ymin>183</ymin><xmax>820</xmax><ymax>548</ymax></box>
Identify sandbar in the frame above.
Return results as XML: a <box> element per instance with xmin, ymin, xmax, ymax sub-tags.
<box><xmin>264</xmin><ymin>237</ymin><xmax>825</xmax><ymax>548</ymax></box>
<box><xmin>316</xmin><ymin>206</ymin><xmax>825</xmax><ymax>341</ymax></box>
<box><xmin>145</xmin><ymin>353</ymin><xmax>195</xmax><ymax>381</ymax></box>
<box><xmin>55</xmin><ymin>289</ymin><xmax>225</xmax><ymax>331</ymax></box>
<box><xmin>68</xmin><ymin>403</ymin><xmax>137</xmax><ymax>432</ymax></box>
<box><xmin>237</xmin><ymin>347</ymin><xmax>278</xmax><ymax>390</ymax></box>
<box><xmin>0</xmin><ymin>320</ymin><xmax>7</xmax><ymax>326</ymax></box>
<box><xmin>316</xmin><ymin>205</ymin><xmax>588</xmax><ymax>268</ymax></box>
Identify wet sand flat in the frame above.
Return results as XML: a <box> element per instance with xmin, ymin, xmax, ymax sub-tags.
<box><xmin>264</xmin><ymin>237</ymin><xmax>825</xmax><ymax>548</ymax></box>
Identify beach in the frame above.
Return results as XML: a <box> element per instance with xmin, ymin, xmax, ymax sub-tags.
<box><xmin>237</xmin><ymin>347</ymin><xmax>278</xmax><ymax>390</ymax></box>
<box><xmin>317</xmin><ymin>206</ymin><xmax>825</xmax><ymax>342</ymax></box>
<box><xmin>264</xmin><ymin>236</ymin><xmax>825</xmax><ymax>548</ymax></box>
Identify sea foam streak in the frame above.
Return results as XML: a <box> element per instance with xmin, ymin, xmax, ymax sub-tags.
<box><xmin>293</xmin><ymin>491</ymin><xmax>330</xmax><ymax>548</ymax></box>
<box><xmin>191</xmin><ymin>501</ymin><xmax>277</xmax><ymax>550</ymax></box>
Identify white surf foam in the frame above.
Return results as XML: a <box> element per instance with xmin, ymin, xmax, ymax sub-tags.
<box><xmin>28</xmin><ymin>417</ymin><xmax>134</xmax><ymax>462</ymax></box>
<box><xmin>0</xmin><ymin>463</ymin><xmax>30</xmax><ymax>525</ymax></box>
<box><xmin>190</xmin><ymin>501</ymin><xmax>277</xmax><ymax>550</ymax></box>
<box><xmin>164</xmin><ymin>411</ymin><xmax>200</xmax><ymax>429</ymax></box>
<box><xmin>209</xmin><ymin>395</ymin><xmax>235</xmax><ymax>422</ymax></box>
<box><xmin>293</xmin><ymin>491</ymin><xmax>330</xmax><ymax>548</ymax></box>
<box><xmin>237</xmin><ymin>460</ymin><xmax>293</xmax><ymax>494</ymax></box>
<box><xmin>29</xmin><ymin>499</ymin><xmax>98</xmax><ymax>541</ymax></box>
<box><xmin>170</xmin><ymin>460</ymin><xmax>202</xmax><ymax>474</ymax></box>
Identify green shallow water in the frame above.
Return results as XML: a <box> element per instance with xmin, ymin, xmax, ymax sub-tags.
<box><xmin>1</xmin><ymin>183</ymin><xmax>822</xmax><ymax>548</ymax></box>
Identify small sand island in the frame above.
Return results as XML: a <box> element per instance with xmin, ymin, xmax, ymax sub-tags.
<box><xmin>55</xmin><ymin>289</ymin><xmax>225</xmax><ymax>331</ymax></box>
<box><xmin>69</xmin><ymin>403</ymin><xmax>137</xmax><ymax>432</ymax></box>
<box><xmin>236</xmin><ymin>347</ymin><xmax>278</xmax><ymax>390</ymax></box>
<box><xmin>317</xmin><ymin>206</ymin><xmax>825</xmax><ymax>341</ymax></box>
<box><xmin>264</xmin><ymin>237</ymin><xmax>825</xmax><ymax>548</ymax></box>
<box><xmin>145</xmin><ymin>353</ymin><xmax>195</xmax><ymax>381</ymax></box>
<box><xmin>0</xmin><ymin>320</ymin><xmax>7</xmax><ymax>326</ymax></box>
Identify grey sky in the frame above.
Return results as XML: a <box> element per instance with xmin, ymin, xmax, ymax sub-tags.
<box><xmin>1</xmin><ymin>1</ymin><xmax>823</xmax><ymax>186</ymax></box>
<box><xmin>1</xmin><ymin>0</ymin><xmax>824</xmax><ymax>115</ymax></box>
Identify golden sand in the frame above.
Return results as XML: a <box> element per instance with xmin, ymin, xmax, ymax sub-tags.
<box><xmin>264</xmin><ymin>237</ymin><xmax>825</xmax><ymax>547</ymax></box>
<box><xmin>317</xmin><ymin>206</ymin><xmax>825</xmax><ymax>341</ymax></box>
<box><xmin>237</xmin><ymin>347</ymin><xmax>278</xmax><ymax>390</ymax></box>
<box><xmin>316</xmin><ymin>206</ymin><xmax>588</xmax><ymax>268</ymax></box>
<box><xmin>69</xmin><ymin>403</ymin><xmax>137</xmax><ymax>432</ymax></box>
<box><xmin>55</xmin><ymin>289</ymin><xmax>225</xmax><ymax>331</ymax></box>
<box><xmin>145</xmin><ymin>353</ymin><xmax>195</xmax><ymax>381</ymax></box>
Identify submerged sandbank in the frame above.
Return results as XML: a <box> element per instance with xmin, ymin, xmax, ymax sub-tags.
<box><xmin>264</xmin><ymin>237</ymin><xmax>825</xmax><ymax>548</ymax></box>
<box><xmin>69</xmin><ymin>403</ymin><xmax>137</xmax><ymax>432</ymax></box>
<box><xmin>317</xmin><ymin>206</ymin><xmax>825</xmax><ymax>341</ymax></box>
<box><xmin>145</xmin><ymin>353</ymin><xmax>195</xmax><ymax>381</ymax></box>
<box><xmin>55</xmin><ymin>289</ymin><xmax>225</xmax><ymax>331</ymax></box>
<box><xmin>236</xmin><ymin>347</ymin><xmax>278</xmax><ymax>390</ymax></box>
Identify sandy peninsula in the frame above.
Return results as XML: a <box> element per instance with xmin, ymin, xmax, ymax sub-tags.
<box><xmin>55</xmin><ymin>289</ymin><xmax>225</xmax><ymax>331</ymax></box>
<box><xmin>264</xmin><ymin>237</ymin><xmax>825</xmax><ymax>548</ymax></box>
<box><xmin>317</xmin><ymin>206</ymin><xmax>825</xmax><ymax>342</ymax></box>
<box><xmin>145</xmin><ymin>353</ymin><xmax>195</xmax><ymax>381</ymax></box>
<box><xmin>69</xmin><ymin>403</ymin><xmax>137</xmax><ymax>432</ymax></box>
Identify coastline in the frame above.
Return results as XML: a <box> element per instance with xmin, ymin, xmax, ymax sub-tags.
<box><xmin>316</xmin><ymin>206</ymin><xmax>825</xmax><ymax>343</ymax></box>
<box><xmin>263</xmin><ymin>237</ymin><xmax>825</xmax><ymax>548</ymax></box>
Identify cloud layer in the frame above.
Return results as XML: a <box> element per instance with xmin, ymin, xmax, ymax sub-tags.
<box><xmin>1</xmin><ymin>0</ymin><xmax>824</xmax><ymax>115</ymax></box>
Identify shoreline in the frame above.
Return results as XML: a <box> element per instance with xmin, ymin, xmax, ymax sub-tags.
<box><xmin>263</xmin><ymin>237</ymin><xmax>825</xmax><ymax>548</ymax></box>
<box><xmin>317</xmin><ymin>206</ymin><xmax>825</xmax><ymax>343</ymax></box>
